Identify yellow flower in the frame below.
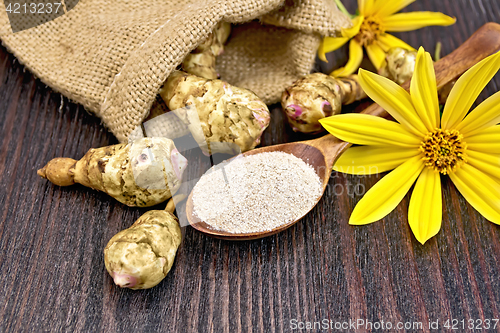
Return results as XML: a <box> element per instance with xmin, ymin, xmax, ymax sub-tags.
<box><xmin>319</xmin><ymin>0</ymin><xmax>456</xmax><ymax>77</ymax></box>
<box><xmin>319</xmin><ymin>48</ymin><xmax>500</xmax><ymax>244</ymax></box>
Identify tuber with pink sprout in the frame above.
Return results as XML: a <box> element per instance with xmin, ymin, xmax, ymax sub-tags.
<box><xmin>37</xmin><ymin>137</ymin><xmax>187</xmax><ymax>207</ymax></box>
<box><xmin>103</xmin><ymin>195</ymin><xmax>185</xmax><ymax>290</ymax></box>
<box><xmin>281</xmin><ymin>73</ymin><xmax>367</xmax><ymax>133</ymax></box>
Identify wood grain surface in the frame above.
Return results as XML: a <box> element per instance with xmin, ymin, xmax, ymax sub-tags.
<box><xmin>1</xmin><ymin>1</ymin><xmax>500</xmax><ymax>332</ymax></box>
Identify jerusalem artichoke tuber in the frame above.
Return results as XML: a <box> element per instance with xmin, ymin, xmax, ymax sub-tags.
<box><xmin>159</xmin><ymin>70</ymin><xmax>270</xmax><ymax>155</ymax></box>
<box><xmin>379</xmin><ymin>47</ymin><xmax>455</xmax><ymax>103</ymax></box>
<box><xmin>182</xmin><ymin>22</ymin><xmax>231</xmax><ymax>79</ymax></box>
<box><xmin>281</xmin><ymin>73</ymin><xmax>367</xmax><ymax>133</ymax></box>
<box><xmin>378</xmin><ymin>47</ymin><xmax>417</xmax><ymax>85</ymax></box>
<box><xmin>37</xmin><ymin>137</ymin><xmax>187</xmax><ymax>207</ymax></box>
<box><xmin>103</xmin><ymin>195</ymin><xmax>185</xmax><ymax>290</ymax></box>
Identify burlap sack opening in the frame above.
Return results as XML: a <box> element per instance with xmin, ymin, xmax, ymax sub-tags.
<box><xmin>0</xmin><ymin>0</ymin><xmax>350</xmax><ymax>142</ymax></box>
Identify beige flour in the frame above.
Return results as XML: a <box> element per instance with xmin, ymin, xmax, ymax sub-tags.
<box><xmin>192</xmin><ymin>151</ymin><xmax>322</xmax><ymax>233</ymax></box>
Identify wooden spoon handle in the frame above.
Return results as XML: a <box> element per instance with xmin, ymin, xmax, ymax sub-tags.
<box><xmin>363</xmin><ymin>22</ymin><xmax>500</xmax><ymax>118</ymax></box>
<box><xmin>311</xmin><ymin>22</ymin><xmax>500</xmax><ymax>168</ymax></box>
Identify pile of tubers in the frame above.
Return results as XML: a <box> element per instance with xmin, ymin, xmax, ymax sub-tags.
<box><xmin>39</xmin><ymin>24</ymin><xmax>443</xmax><ymax>290</ymax></box>
<box><xmin>38</xmin><ymin>22</ymin><xmax>273</xmax><ymax>290</ymax></box>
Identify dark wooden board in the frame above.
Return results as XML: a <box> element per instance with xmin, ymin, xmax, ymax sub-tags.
<box><xmin>1</xmin><ymin>1</ymin><xmax>500</xmax><ymax>332</ymax></box>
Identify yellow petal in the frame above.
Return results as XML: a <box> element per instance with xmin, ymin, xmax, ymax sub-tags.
<box><xmin>455</xmin><ymin>91</ymin><xmax>500</xmax><ymax>136</ymax></box>
<box><xmin>466</xmin><ymin>150</ymin><xmax>500</xmax><ymax>183</ymax></box>
<box><xmin>382</xmin><ymin>12</ymin><xmax>456</xmax><ymax>32</ymax></box>
<box><xmin>320</xmin><ymin>114</ymin><xmax>422</xmax><ymax>147</ymax></box>
<box><xmin>377</xmin><ymin>33</ymin><xmax>416</xmax><ymax>53</ymax></box>
<box><xmin>410</xmin><ymin>47</ymin><xmax>440</xmax><ymax>131</ymax></box>
<box><xmin>318</xmin><ymin>36</ymin><xmax>350</xmax><ymax>62</ymax></box>
<box><xmin>342</xmin><ymin>15</ymin><xmax>364</xmax><ymax>38</ymax></box>
<box><xmin>333</xmin><ymin>146</ymin><xmax>419</xmax><ymax>175</ymax></box>
<box><xmin>349</xmin><ymin>156</ymin><xmax>424</xmax><ymax>225</ymax></box>
<box><xmin>442</xmin><ymin>51</ymin><xmax>500</xmax><ymax>130</ymax></box>
<box><xmin>365</xmin><ymin>42</ymin><xmax>387</xmax><ymax>70</ymax></box>
<box><xmin>332</xmin><ymin>39</ymin><xmax>364</xmax><ymax>77</ymax></box>
<box><xmin>358</xmin><ymin>0</ymin><xmax>374</xmax><ymax>16</ymax></box>
<box><xmin>449</xmin><ymin>164</ymin><xmax>500</xmax><ymax>225</ymax></box>
<box><xmin>358</xmin><ymin>69</ymin><xmax>428</xmax><ymax>136</ymax></box>
<box><xmin>375</xmin><ymin>0</ymin><xmax>416</xmax><ymax>18</ymax></box>
<box><xmin>408</xmin><ymin>168</ymin><xmax>442</xmax><ymax>244</ymax></box>
<box><xmin>464</xmin><ymin>125</ymin><xmax>500</xmax><ymax>154</ymax></box>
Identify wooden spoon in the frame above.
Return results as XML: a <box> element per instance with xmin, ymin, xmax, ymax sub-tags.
<box><xmin>186</xmin><ymin>22</ymin><xmax>500</xmax><ymax>240</ymax></box>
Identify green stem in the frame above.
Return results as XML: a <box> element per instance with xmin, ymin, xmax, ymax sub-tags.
<box><xmin>434</xmin><ymin>42</ymin><xmax>442</xmax><ymax>62</ymax></box>
<box><xmin>334</xmin><ymin>0</ymin><xmax>354</xmax><ymax>19</ymax></box>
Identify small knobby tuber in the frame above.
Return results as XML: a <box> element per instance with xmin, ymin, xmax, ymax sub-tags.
<box><xmin>281</xmin><ymin>73</ymin><xmax>367</xmax><ymax>133</ymax></box>
<box><xmin>182</xmin><ymin>22</ymin><xmax>231</xmax><ymax>79</ymax></box>
<box><xmin>379</xmin><ymin>47</ymin><xmax>455</xmax><ymax>103</ymax></box>
<box><xmin>37</xmin><ymin>137</ymin><xmax>187</xmax><ymax>207</ymax></box>
<box><xmin>378</xmin><ymin>47</ymin><xmax>417</xmax><ymax>85</ymax></box>
<box><xmin>103</xmin><ymin>195</ymin><xmax>185</xmax><ymax>290</ymax></box>
<box><xmin>159</xmin><ymin>70</ymin><xmax>270</xmax><ymax>155</ymax></box>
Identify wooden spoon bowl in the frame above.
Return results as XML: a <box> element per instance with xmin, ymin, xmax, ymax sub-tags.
<box><xmin>186</xmin><ymin>22</ymin><xmax>500</xmax><ymax>240</ymax></box>
<box><xmin>185</xmin><ymin>138</ymin><xmax>340</xmax><ymax>240</ymax></box>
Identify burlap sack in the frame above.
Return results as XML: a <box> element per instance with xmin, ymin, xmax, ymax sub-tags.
<box><xmin>0</xmin><ymin>0</ymin><xmax>350</xmax><ymax>142</ymax></box>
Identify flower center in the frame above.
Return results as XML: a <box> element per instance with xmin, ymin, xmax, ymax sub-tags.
<box><xmin>420</xmin><ymin>129</ymin><xmax>467</xmax><ymax>175</ymax></box>
<box><xmin>355</xmin><ymin>16</ymin><xmax>384</xmax><ymax>46</ymax></box>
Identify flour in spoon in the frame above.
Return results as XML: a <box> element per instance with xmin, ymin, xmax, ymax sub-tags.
<box><xmin>191</xmin><ymin>151</ymin><xmax>323</xmax><ymax>233</ymax></box>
